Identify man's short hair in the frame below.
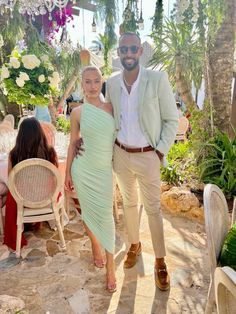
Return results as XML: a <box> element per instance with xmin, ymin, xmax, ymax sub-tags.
<box><xmin>119</xmin><ymin>32</ymin><xmax>141</xmax><ymax>45</ymax></box>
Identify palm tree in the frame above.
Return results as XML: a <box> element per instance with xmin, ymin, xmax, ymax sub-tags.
<box><xmin>149</xmin><ymin>19</ymin><xmax>204</xmax><ymax>110</ymax></box>
<box><xmin>205</xmin><ymin>0</ymin><xmax>235</xmax><ymax>134</ymax></box>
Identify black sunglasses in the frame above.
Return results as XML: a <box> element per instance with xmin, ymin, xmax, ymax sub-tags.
<box><xmin>118</xmin><ymin>45</ymin><xmax>140</xmax><ymax>54</ymax></box>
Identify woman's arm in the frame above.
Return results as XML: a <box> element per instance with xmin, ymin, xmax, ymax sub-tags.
<box><xmin>65</xmin><ymin>106</ymin><xmax>81</xmax><ymax>190</ymax></box>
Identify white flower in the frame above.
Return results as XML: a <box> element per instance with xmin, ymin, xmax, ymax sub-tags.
<box><xmin>1</xmin><ymin>65</ymin><xmax>10</xmax><ymax>79</ymax></box>
<box><xmin>41</xmin><ymin>55</ymin><xmax>49</xmax><ymax>62</ymax></box>
<box><xmin>52</xmin><ymin>71</ymin><xmax>60</xmax><ymax>79</ymax></box>
<box><xmin>44</xmin><ymin>94</ymin><xmax>50</xmax><ymax>98</ymax></box>
<box><xmin>22</xmin><ymin>54</ymin><xmax>41</xmax><ymax>70</ymax></box>
<box><xmin>179</xmin><ymin>0</ymin><xmax>189</xmax><ymax>12</ymax></box>
<box><xmin>38</xmin><ymin>74</ymin><xmax>45</xmax><ymax>83</ymax></box>
<box><xmin>10</xmin><ymin>57</ymin><xmax>20</xmax><ymax>69</ymax></box>
<box><xmin>19</xmin><ymin>72</ymin><xmax>30</xmax><ymax>81</ymax></box>
<box><xmin>30</xmin><ymin>94</ymin><xmax>36</xmax><ymax>98</ymax></box>
<box><xmin>48</xmin><ymin>73</ymin><xmax>60</xmax><ymax>89</ymax></box>
<box><xmin>16</xmin><ymin>78</ymin><xmax>25</xmax><ymax>87</ymax></box>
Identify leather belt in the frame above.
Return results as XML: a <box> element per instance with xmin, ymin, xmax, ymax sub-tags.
<box><xmin>115</xmin><ymin>139</ymin><xmax>154</xmax><ymax>153</ymax></box>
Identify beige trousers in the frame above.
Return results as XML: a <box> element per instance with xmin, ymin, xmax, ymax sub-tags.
<box><xmin>113</xmin><ymin>144</ymin><xmax>166</xmax><ymax>258</ymax></box>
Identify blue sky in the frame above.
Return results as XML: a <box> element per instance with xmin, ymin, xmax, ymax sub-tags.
<box><xmin>68</xmin><ymin>0</ymin><xmax>175</xmax><ymax>48</ymax></box>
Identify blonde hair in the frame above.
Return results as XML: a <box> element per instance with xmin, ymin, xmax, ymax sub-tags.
<box><xmin>81</xmin><ymin>66</ymin><xmax>102</xmax><ymax>79</ymax></box>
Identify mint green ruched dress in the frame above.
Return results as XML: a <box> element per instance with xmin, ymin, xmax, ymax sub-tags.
<box><xmin>71</xmin><ymin>103</ymin><xmax>115</xmax><ymax>254</ymax></box>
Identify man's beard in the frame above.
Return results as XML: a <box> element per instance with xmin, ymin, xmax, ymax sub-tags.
<box><xmin>121</xmin><ymin>58</ymin><xmax>139</xmax><ymax>71</ymax></box>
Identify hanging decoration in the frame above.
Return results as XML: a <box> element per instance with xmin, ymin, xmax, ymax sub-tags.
<box><xmin>120</xmin><ymin>0</ymin><xmax>139</xmax><ymax>34</ymax></box>
<box><xmin>0</xmin><ymin>0</ymin><xmax>76</xmax><ymax>19</ymax></box>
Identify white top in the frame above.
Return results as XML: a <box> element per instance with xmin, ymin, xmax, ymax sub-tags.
<box><xmin>117</xmin><ymin>69</ymin><xmax>149</xmax><ymax>147</ymax></box>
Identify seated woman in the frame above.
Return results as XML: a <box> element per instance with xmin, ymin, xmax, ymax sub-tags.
<box><xmin>3</xmin><ymin>117</ymin><xmax>58</xmax><ymax>251</ymax></box>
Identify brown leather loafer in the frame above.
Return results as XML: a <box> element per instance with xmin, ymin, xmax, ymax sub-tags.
<box><xmin>155</xmin><ymin>263</ymin><xmax>170</xmax><ymax>291</ymax></box>
<box><xmin>124</xmin><ymin>242</ymin><xmax>142</xmax><ymax>269</ymax></box>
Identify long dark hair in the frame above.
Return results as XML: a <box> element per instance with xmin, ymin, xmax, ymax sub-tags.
<box><xmin>10</xmin><ymin>117</ymin><xmax>58</xmax><ymax>168</ymax></box>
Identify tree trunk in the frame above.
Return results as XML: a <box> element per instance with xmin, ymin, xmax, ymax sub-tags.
<box><xmin>48</xmin><ymin>105</ymin><xmax>58</xmax><ymax>126</ymax></box>
<box><xmin>207</xmin><ymin>0</ymin><xmax>235</xmax><ymax>134</ymax></box>
<box><xmin>57</xmin><ymin>71</ymin><xmax>79</xmax><ymax>112</ymax></box>
<box><xmin>175</xmin><ymin>55</ymin><xmax>196</xmax><ymax>110</ymax></box>
<box><xmin>231</xmin><ymin>72</ymin><xmax>236</xmax><ymax>134</ymax></box>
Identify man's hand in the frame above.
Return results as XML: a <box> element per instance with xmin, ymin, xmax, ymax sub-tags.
<box><xmin>156</xmin><ymin>150</ymin><xmax>164</xmax><ymax>161</ymax></box>
<box><xmin>74</xmin><ymin>137</ymin><xmax>84</xmax><ymax>157</ymax></box>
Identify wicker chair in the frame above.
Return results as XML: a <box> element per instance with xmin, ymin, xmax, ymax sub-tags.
<box><xmin>214</xmin><ymin>266</ymin><xmax>236</xmax><ymax>314</ymax></box>
<box><xmin>3</xmin><ymin>114</ymin><xmax>15</xmax><ymax>129</ymax></box>
<box><xmin>203</xmin><ymin>184</ymin><xmax>236</xmax><ymax>313</ymax></box>
<box><xmin>175</xmin><ymin>116</ymin><xmax>189</xmax><ymax>141</ymax></box>
<box><xmin>40</xmin><ymin>122</ymin><xmax>56</xmax><ymax>147</ymax></box>
<box><xmin>8</xmin><ymin>158</ymin><xmax>66</xmax><ymax>258</ymax></box>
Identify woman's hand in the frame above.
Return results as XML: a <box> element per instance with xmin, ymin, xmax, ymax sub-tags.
<box><xmin>65</xmin><ymin>173</ymin><xmax>74</xmax><ymax>191</ymax></box>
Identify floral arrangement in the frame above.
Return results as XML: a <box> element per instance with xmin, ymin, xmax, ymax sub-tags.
<box><xmin>0</xmin><ymin>50</ymin><xmax>60</xmax><ymax>106</ymax></box>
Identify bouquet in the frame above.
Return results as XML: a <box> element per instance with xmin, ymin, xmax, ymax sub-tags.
<box><xmin>0</xmin><ymin>50</ymin><xmax>60</xmax><ymax>106</ymax></box>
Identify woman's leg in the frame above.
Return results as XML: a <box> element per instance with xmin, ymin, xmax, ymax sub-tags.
<box><xmin>83</xmin><ymin>222</ymin><xmax>104</xmax><ymax>268</ymax></box>
<box><xmin>106</xmin><ymin>250</ymin><xmax>116</xmax><ymax>292</ymax></box>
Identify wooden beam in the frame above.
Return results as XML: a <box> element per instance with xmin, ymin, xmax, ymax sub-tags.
<box><xmin>73</xmin><ymin>1</ymin><xmax>97</xmax><ymax>12</ymax></box>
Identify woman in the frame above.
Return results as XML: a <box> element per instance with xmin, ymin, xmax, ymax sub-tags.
<box><xmin>4</xmin><ymin>117</ymin><xmax>58</xmax><ymax>251</ymax></box>
<box><xmin>65</xmin><ymin>66</ymin><xmax>116</xmax><ymax>293</ymax></box>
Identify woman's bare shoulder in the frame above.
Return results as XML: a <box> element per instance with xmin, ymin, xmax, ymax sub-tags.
<box><xmin>71</xmin><ymin>104</ymin><xmax>83</xmax><ymax>120</ymax></box>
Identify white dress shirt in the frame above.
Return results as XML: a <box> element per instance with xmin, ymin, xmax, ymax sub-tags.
<box><xmin>117</xmin><ymin>70</ymin><xmax>149</xmax><ymax>147</ymax></box>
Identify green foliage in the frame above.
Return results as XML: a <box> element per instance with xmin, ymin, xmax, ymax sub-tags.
<box><xmin>0</xmin><ymin>9</ymin><xmax>26</xmax><ymax>63</ymax></box>
<box><xmin>161</xmin><ymin>141</ymin><xmax>196</xmax><ymax>185</ymax></box>
<box><xmin>188</xmin><ymin>104</ymin><xmax>212</xmax><ymax>164</ymax></box>
<box><xmin>161</xmin><ymin>165</ymin><xmax>180</xmax><ymax>185</ymax></box>
<box><xmin>200</xmin><ymin>131</ymin><xmax>236</xmax><ymax>198</ymax></box>
<box><xmin>56</xmin><ymin>116</ymin><xmax>70</xmax><ymax>134</ymax></box>
<box><xmin>220</xmin><ymin>223</ymin><xmax>236</xmax><ymax>270</ymax></box>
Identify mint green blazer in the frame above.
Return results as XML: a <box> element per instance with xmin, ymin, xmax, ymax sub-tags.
<box><xmin>106</xmin><ymin>67</ymin><xmax>179</xmax><ymax>157</ymax></box>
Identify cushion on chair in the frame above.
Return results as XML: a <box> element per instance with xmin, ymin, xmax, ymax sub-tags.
<box><xmin>220</xmin><ymin>223</ymin><xmax>236</xmax><ymax>270</ymax></box>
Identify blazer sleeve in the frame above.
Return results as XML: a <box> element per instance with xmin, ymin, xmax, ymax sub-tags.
<box><xmin>105</xmin><ymin>79</ymin><xmax>111</xmax><ymax>103</ymax></box>
<box><xmin>156</xmin><ymin>72</ymin><xmax>179</xmax><ymax>155</ymax></box>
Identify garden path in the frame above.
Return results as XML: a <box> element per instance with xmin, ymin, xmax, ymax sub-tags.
<box><xmin>0</xmin><ymin>205</ymin><xmax>209</xmax><ymax>314</ymax></box>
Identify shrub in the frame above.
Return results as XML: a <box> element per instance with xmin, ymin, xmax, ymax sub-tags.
<box><xmin>56</xmin><ymin>116</ymin><xmax>70</xmax><ymax>134</ymax></box>
<box><xmin>200</xmin><ymin>131</ymin><xmax>236</xmax><ymax>198</ymax></box>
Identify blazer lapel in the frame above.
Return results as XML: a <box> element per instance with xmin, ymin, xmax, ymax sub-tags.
<box><xmin>138</xmin><ymin>68</ymin><xmax>148</xmax><ymax>115</ymax></box>
<box><xmin>112</xmin><ymin>74</ymin><xmax>121</xmax><ymax>130</ymax></box>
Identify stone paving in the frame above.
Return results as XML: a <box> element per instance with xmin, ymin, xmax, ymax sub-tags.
<box><xmin>0</xmin><ymin>206</ymin><xmax>209</xmax><ymax>314</ymax></box>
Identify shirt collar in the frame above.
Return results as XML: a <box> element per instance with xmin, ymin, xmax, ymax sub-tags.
<box><xmin>120</xmin><ymin>66</ymin><xmax>142</xmax><ymax>90</ymax></box>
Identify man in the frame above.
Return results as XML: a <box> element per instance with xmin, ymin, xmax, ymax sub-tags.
<box><xmin>105</xmin><ymin>32</ymin><xmax>178</xmax><ymax>290</ymax></box>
